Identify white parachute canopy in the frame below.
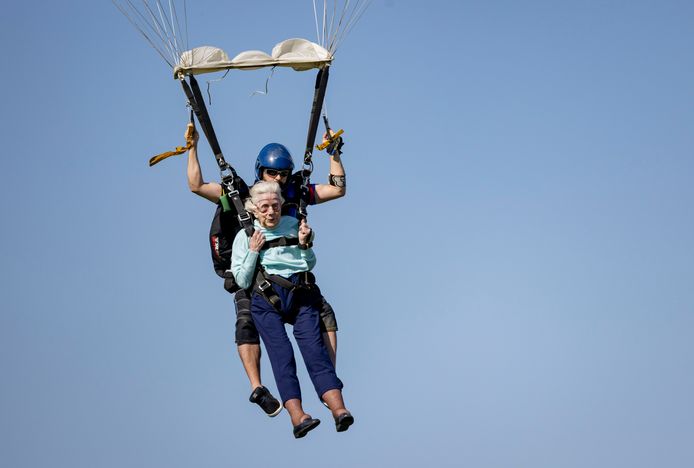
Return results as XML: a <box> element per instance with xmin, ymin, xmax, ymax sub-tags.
<box><xmin>173</xmin><ymin>38</ymin><xmax>332</xmax><ymax>77</ymax></box>
<box><xmin>113</xmin><ymin>0</ymin><xmax>370</xmax><ymax>72</ymax></box>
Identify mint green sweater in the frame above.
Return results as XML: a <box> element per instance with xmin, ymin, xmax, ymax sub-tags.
<box><xmin>231</xmin><ymin>216</ymin><xmax>316</xmax><ymax>290</ymax></box>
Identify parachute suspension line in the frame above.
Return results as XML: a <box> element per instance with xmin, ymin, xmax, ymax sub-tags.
<box><xmin>312</xmin><ymin>1</ymin><xmax>321</xmax><ymax>47</ymax></box>
<box><xmin>113</xmin><ymin>0</ymin><xmax>189</xmax><ymax>69</ymax></box>
<box><xmin>334</xmin><ymin>0</ymin><xmax>372</xmax><ymax>54</ymax></box>
<box><xmin>323</xmin><ymin>1</ymin><xmax>329</xmax><ymax>50</ymax></box>
<box><xmin>166</xmin><ymin>0</ymin><xmax>188</xmax><ymax>55</ymax></box>
<box><xmin>251</xmin><ymin>66</ymin><xmax>277</xmax><ymax>97</ymax></box>
<box><xmin>327</xmin><ymin>0</ymin><xmax>340</xmax><ymax>49</ymax></box>
<box><xmin>139</xmin><ymin>0</ymin><xmax>180</xmax><ymax>64</ymax></box>
<box><xmin>112</xmin><ymin>0</ymin><xmax>175</xmax><ymax>67</ymax></box>
<box><xmin>328</xmin><ymin>0</ymin><xmax>351</xmax><ymax>53</ymax></box>
<box><xmin>299</xmin><ymin>65</ymin><xmax>331</xmax><ymax>220</ymax></box>
<box><xmin>182</xmin><ymin>0</ymin><xmax>190</xmax><ymax>55</ymax></box>
<box><xmin>312</xmin><ymin>0</ymin><xmax>372</xmax><ymax>55</ymax></box>
<box><xmin>328</xmin><ymin>0</ymin><xmax>349</xmax><ymax>53</ymax></box>
<box><xmin>206</xmin><ymin>69</ymin><xmax>231</xmax><ymax>105</ymax></box>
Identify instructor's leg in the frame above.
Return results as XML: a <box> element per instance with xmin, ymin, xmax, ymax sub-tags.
<box><xmin>318</xmin><ymin>295</ymin><xmax>339</xmax><ymax>367</ymax></box>
<box><xmin>234</xmin><ymin>290</ymin><xmax>262</xmax><ymax>390</ymax></box>
<box><xmin>237</xmin><ymin>344</ymin><xmax>261</xmax><ymax>389</ymax></box>
<box><xmin>322</xmin><ymin>332</ymin><xmax>337</xmax><ymax>368</ymax></box>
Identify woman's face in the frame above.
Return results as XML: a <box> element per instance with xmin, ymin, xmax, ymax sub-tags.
<box><xmin>254</xmin><ymin>192</ymin><xmax>282</xmax><ymax>229</ymax></box>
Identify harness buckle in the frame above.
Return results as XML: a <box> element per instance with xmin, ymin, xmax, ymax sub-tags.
<box><xmin>238</xmin><ymin>211</ymin><xmax>252</xmax><ymax>223</ymax></box>
<box><xmin>258</xmin><ymin>280</ymin><xmax>272</xmax><ymax>292</ymax></box>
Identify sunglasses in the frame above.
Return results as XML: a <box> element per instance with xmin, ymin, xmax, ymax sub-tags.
<box><xmin>264</xmin><ymin>169</ymin><xmax>291</xmax><ymax>178</ymax></box>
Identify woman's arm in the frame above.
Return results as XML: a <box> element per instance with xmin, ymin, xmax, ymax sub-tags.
<box><xmin>231</xmin><ymin>230</ymin><xmax>265</xmax><ymax>289</ymax></box>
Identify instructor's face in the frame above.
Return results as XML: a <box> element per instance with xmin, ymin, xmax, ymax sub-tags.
<box><xmin>262</xmin><ymin>169</ymin><xmax>289</xmax><ymax>185</ymax></box>
<box><xmin>255</xmin><ymin>193</ymin><xmax>282</xmax><ymax>229</ymax></box>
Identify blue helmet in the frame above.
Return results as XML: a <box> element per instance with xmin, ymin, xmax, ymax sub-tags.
<box><xmin>255</xmin><ymin>143</ymin><xmax>294</xmax><ymax>181</ymax></box>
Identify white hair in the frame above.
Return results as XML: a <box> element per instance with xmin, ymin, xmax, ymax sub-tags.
<box><xmin>244</xmin><ymin>181</ymin><xmax>285</xmax><ymax>213</ymax></box>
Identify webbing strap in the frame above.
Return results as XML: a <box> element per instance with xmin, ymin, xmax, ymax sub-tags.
<box><xmin>180</xmin><ymin>76</ymin><xmax>224</xmax><ymax>166</ymax></box>
<box><xmin>261</xmin><ymin>237</ymin><xmax>300</xmax><ymax>250</ymax></box>
<box><xmin>222</xmin><ymin>186</ymin><xmax>254</xmax><ymax>236</ymax></box>
<box><xmin>304</xmin><ymin>66</ymin><xmax>330</xmax><ymax>164</ymax></box>
<box><xmin>299</xmin><ymin>65</ymin><xmax>331</xmax><ymax>220</ymax></box>
<box><xmin>253</xmin><ymin>269</ymin><xmax>314</xmax><ymax>311</ymax></box>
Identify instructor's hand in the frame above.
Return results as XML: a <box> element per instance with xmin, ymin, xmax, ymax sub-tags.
<box><xmin>249</xmin><ymin>230</ymin><xmax>266</xmax><ymax>252</ymax></box>
<box><xmin>187</xmin><ymin>124</ymin><xmax>199</xmax><ymax>146</ymax></box>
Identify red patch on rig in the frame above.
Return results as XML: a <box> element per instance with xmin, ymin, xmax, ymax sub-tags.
<box><xmin>211</xmin><ymin>235</ymin><xmax>220</xmax><ymax>258</ymax></box>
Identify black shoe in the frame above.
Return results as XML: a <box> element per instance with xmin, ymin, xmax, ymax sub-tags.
<box><xmin>249</xmin><ymin>386</ymin><xmax>282</xmax><ymax>417</ymax></box>
<box><xmin>334</xmin><ymin>412</ymin><xmax>354</xmax><ymax>432</ymax></box>
<box><xmin>293</xmin><ymin>417</ymin><xmax>321</xmax><ymax>439</ymax></box>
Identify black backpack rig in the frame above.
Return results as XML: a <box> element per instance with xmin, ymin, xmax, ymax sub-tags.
<box><xmin>209</xmin><ymin>178</ymin><xmax>252</xmax><ymax>293</ymax></box>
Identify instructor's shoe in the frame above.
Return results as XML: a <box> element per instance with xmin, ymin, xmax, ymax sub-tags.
<box><xmin>293</xmin><ymin>417</ymin><xmax>321</xmax><ymax>439</ymax></box>
<box><xmin>249</xmin><ymin>386</ymin><xmax>282</xmax><ymax>417</ymax></box>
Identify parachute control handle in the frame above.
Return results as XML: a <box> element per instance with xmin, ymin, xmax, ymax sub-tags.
<box><xmin>316</xmin><ymin>114</ymin><xmax>344</xmax><ymax>154</ymax></box>
<box><xmin>148</xmin><ymin>110</ymin><xmax>196</xmax><ymax>167</ymax></box>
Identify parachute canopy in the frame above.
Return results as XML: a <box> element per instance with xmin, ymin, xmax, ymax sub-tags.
<box><xmin>173</xmin><ymin>38</ymin><xmax>332</xmax><ymax>78</ymax></box>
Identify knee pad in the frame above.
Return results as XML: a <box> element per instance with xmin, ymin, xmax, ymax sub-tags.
<box><xmin>318</xmin><ymin>297</ymin><xmax>338</xmax><ymax>332</ymax></box>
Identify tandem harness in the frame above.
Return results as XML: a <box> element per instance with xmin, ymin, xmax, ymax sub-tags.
<box><xmin>177</xmin><ymin>67</ymin><xmax>330</xmax><ymax>293</ymax></box>
<box><xmin>252</xmin><ymin>236</ymin><xmax>316</xmax><ymax>311</ymax></box>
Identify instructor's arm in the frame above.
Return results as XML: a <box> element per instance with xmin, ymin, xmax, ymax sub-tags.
<box><xmin>313</xmin><ymin>131</ymin><xmax>346</xmax><ymax>204</ymax></box>
<box><xmin>187</xmin><ymin>128</ymin><xmax>222</xmax><ymax>203</ymax></box>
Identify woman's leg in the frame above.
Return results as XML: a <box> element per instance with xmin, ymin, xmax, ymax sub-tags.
<box><xmin>284</xmin><ymin>399</ymin><xmax>314</xmax><ymax>427</ymax></box>
<box><xmin>292</xmin><ymin>296</ymin><xmax>344</xmax><ymax>401</ymax></box>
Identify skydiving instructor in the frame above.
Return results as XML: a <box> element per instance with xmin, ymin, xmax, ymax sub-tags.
<box><xmin>186</xmin><ymin>125</ymin><xmax>347</xmax><ymax>417</ymax></box>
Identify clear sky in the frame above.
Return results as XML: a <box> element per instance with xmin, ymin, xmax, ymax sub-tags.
<box><xmin>2</xmin><ymin>1</ymin><xmax>693</xmax><ymax>467</ymax></box>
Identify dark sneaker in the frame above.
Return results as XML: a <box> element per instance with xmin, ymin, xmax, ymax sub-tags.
<box><xmin>249</xmin><ymin>386</ymin><xmax>282</xmax><ymax>417</ymax></box>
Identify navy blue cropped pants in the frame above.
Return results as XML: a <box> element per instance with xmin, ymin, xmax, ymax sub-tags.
<box><xmin>250</xmin><ymin>276</ymin><xmax>343</xmax><ymax>404</ymax></box>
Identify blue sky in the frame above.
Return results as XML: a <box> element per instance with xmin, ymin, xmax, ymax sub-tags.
<box><xmin>1</xmin><ymin>1</ymin><xmax>693</xmax><ymax>467</ymax></box>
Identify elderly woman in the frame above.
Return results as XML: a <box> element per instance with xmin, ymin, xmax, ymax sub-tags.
<box><xmin>231</xmin><ymin>181</ymin><xmax>354</xmax><ymax>438</ymax></box>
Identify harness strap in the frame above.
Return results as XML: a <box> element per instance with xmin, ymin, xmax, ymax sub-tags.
<box><xmin>253</xmin><ymin>270</ymin><xmax>316</xmax><ymax>311</ymax></box>
<box><xmin>261</xmin><ymin>237</ymin><xmax>300</xmax><ymax>250</ymax></box>
<box><xmin>299</xmin><ymin>65</ymin><xmax>331</xmax><ymax>220</ymax></box>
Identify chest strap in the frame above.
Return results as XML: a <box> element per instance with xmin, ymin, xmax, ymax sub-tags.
<box><xmin>260</xmin><ymin>237</ymin><xmax>300</xmax><ymax>250</ymax></box>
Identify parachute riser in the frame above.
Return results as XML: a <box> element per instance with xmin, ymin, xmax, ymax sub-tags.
<box><xmin>300</xmin><ymin>65</ymin><xmax>331</xmax><ymax>219</ymax></box>
<box><xmin>180</xmin><ymin>74</ymin><xmax>254</xmax><ymax>236</ymax></box>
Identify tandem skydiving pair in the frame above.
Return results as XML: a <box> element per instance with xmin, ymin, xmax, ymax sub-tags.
<box><xmin>186</xmin><ymin>128</ymin><xmax>352</xmax><ymax>438</ymax></box>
